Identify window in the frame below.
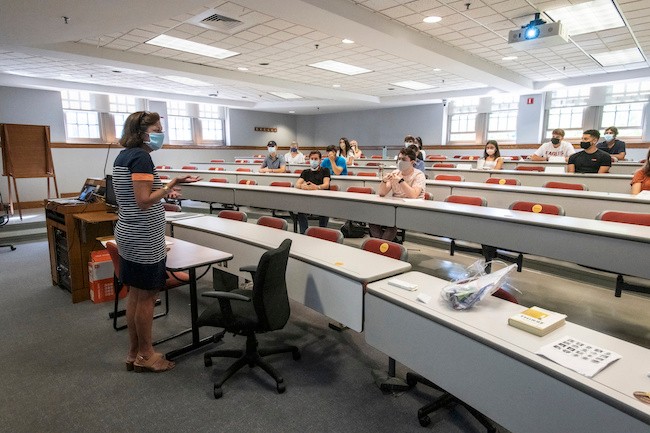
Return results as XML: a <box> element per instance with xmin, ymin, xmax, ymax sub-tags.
<box><xmin>166</xmin><ymin>101</ymin><xmax>193</xmax><ymax>142</ymax></box>
<box><xmin>601</xmin><ymin>82</ymin><xmax>650</xmax><ymax>138</ymax></box>
<box><xmin>109</xmin><ymin>95</ymin><xmax>137</xmax><ymax>139</ymax></box>
<box><xmin>61</xmin><ymin>90</ymin><xmax>100</xmax><ymax>140</ymax></box>
<box><xmin>448</xmin><ymin>97</ymin><xmax>479</xmax><ymax>143</ymax></box>
<box><xmin>198</xmin><ymin>103</ymin><xmax>224</xmax><ymax>143</ymax></box>
<box><xmin>487</xmin><ymin>95</ymin><xmax>518</xmax><ymax>142</ymax></box>
<box><xmin>545</xmin><ymin>87</ymin><xmax>590</xmax><ymax>139</ymax></box>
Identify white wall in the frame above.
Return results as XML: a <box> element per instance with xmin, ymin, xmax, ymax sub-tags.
<box><xmin>227</xmin><ymin>109</ymin><xmax>297</xmax><ymax>147</ymax></box>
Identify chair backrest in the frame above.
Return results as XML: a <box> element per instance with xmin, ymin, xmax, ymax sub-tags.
<box><xmin>106</xmin><ymin>242</ymin><xmax>121</xmax><ymax>279</ymax></box>
<box><xmin>433</xmin><ymin>163</ymin><xmax>455</xmax><ymax>168</ymax></box>
<box><xmin>252</xmin><ymin>238</ymin><xmax>293</xmax><ymax>331</ymax></box>
<box><xmin>253</xmin><ymin>159</ymin><xmax>264</xmax><ymax>163</ymax></box>
<box><xmin>253</xmin><ymin>154</ymin><xmax>265</xmax><ymax>158</ymax></box>
<box><xmin>257</xmin><ymin>216</ymin><xmax>288</xmax><ymax>230</ymax></box>
<box><xmin>346</xmin><ymin>186</ymin><xmax>375</xmax><ymax>194</ymax></box>
<box><xmin>543</xmin><ymin>181</ymin><xmax>588</xmax><ymax>191</ymax></box>
<box><xmin>510</xmin><ymin>201</ymin><xmax>565</xmax><ymax>215</ymax></box>
<box><xmin>217</xmin><ymin>210</ymin><xmax>248</xmax><ymax>221</ymax></box>
<box><xmin>159</xmin><ymin>175</ymin><xmax>170</xmax><ymax>180</ymax></box>
<box><xmin>155</xmin><ymin>165</ymin><xmax>171</xmax><ymax>169</ymax></box>
<box><xmin>424</xmin><ymin>191</ymin><xmax>433</xmax><ymax>200</ymax></box>
<box><xmin>182</xmin><ymin>165</ymin><xmax>197</xmax><ymax>170</ymax></box>
<box><xmin>427</xmin><ymin>155</ymin><xmax>446</xmax><ymax>160</ymax></box>
<box><xmin>305</xmin><ymin>227</ymin><xmax>344</xmax><ymax>243</ymax></box>
<box><xmin>434</xmin><ymin>174</ymin><xmax>464</xmax><ymax>182</ymax></box>
<box><xmin>210</xmin><ymin>159</ymin><xmax>225</xmax><ymax>163</ymax></box>
<box><xmin>235</xmin><ymin>167</ymin><xmax>252</xmax><ymax>172</ymax></box>
<box><xmin>208</xmin><ymin>166</ymin><xmax>225</xmax><ymax>171</ymax></box>
<box><xmin>509</xmin><ymin>156</ymin><xmax>521</xmax><ymax>161</ymax></box>
<box><xmin>328</xmin><ymin>184</ymin><xmax>339</xmax><ymax>191</ymax></box>
<box><xmin>361</xmin><ymin>238</ymin><xmax>408</xmax><ymax>261</ymax></box>
<box><xmin>162</xmin><ymin>202</ymin><xmax>182</xmax><ymax>212</ymax></box>
<box><xmin>515</xmin><ymin>165</ymin><xmax>545</xmax><ymax>172</ymax></box>
<box><xmin>486</xmin><ymin>178</ymin><xmax>520</xmax><ymax>186</ymax></box>
<box><xmin>444</xmin><ymin>195</ymin><xmax>486</xmax><ymax>206</ymax></box>
<box><xmin>238</xmin><ymin>179</ymin><xmax>257</xmax><ymax>185</ymax></box>
<box><xmin>293</xmin><ymin>169</ymin><xmax>303</xmax><ymax>174</ymax></box>
<box><xmin>492</xmin><ymin>288</ymin><xmax>518</xmax><ymax>303</ymax></box>
<box><xmin>371</xmin><ymin>155</ymin><xmax>382</xmax><ymax>159</ymax></box>
<box><xmin>460</xmin><ymin>156</ymin><xmax>478</xmax><ymax>160</ymax></box>
<box><xmin>596</xmin><ymin>211</ymin><xmax>650</xmax><ymax>227</ymax></box>
<box><xmin>209</xmin><ymin>178</ymin><xmax>228</xmax><ymax>183</ymax></box>
<box><xmin>356</xmin><ymin>172</ymin><xmax>377</xmax><ymax>177</ymax></box>
<box><xmin>365</xmin><ymin>162</ymin><xmax>381</xmax><ymax>166</ymax></box>
<box><xmin>270</xmin><ymin>181</ymin><xmax>292</xmax><ymax>188</ymax></box>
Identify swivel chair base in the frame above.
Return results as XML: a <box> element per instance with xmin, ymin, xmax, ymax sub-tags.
<box><xmin>1</xmin><ymin>243</ymin><xmax>16</xmax><ymax>251</ymax></box>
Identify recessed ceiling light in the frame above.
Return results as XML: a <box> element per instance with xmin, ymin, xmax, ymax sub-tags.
<box><xmin>161</xmin><ymin>75</ymin><xmax>213</xmax><ymax>87</ymax></box>
<box><xmin>146</xmin><ymin>35</ymin><xmax>239</xmax><ymax>60</ymax></box>
<box><xmin>269</xmin><ymin>91</ymin><xmax>303</xmax><ymax>100</ymax></box>
<box><xmin>332</xmin><ymin>84</ymin><xmax>341</xmax><ymax>88</ymax></box>
<box><xmin>423</xmin><ymin>16</ymin><xmax>442</xmax><ymax>24</ymax></box>
<box><xmin>502</xmin><ymin>56</ymin><xmax>518</xmax><ymax>61</ymax></box>
<box><xmin>592</xmin><ymin>47</ymin><xmax>645</xmax><ymax>66</ymax></box>
<box><xmin>289</xmin><ymin>110</ymin><xmax>296</xmax><ymax>114</ymax></box>
<box><xmin>308</xmin><ymin>60</ymin><xmax>372</xmax><ymax>76</ymax></box>
<box><xmin>237</xmin><ymin>67</ymin><xmax>249</xmax><ymax>71</ymax></box>
<box><xmin>545</xmin><ymin>0</ymin><xmax>624</xmax><ymax>37</ymax></box>
<box><xmin>391</xmin><ymin>80</ymin><xmax>435</xmax><ymax>90</ymax></box>
<box><xmin>342</xmin><ymin>39</ymin><xmax>354</xmax><ymax>44</ymax></box>
<box><xmin>433</xmin><ymin>68</ymin><xmax>441</xmax><ymax>72</ymax></box>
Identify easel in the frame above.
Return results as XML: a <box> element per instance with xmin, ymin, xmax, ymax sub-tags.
<box><xmin>0</xmin><ymin>124</ymin><xmax>59</xmax><ymax>219</ymax></box>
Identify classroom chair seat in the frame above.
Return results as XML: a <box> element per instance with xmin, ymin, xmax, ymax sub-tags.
<box><xmin>305</xmin><ymin>226</ymin><xmax>344</xmax><ymax>243</ymax></box>
<box><xmin>515</xmin><ymin>165</ymin><xmax>545</xmax><ymax>172</ymax></box>
<box><xmin>444</xmin><ymin>195</ymin><xmax>486</xmax><ymax>257</ymax></box>
<box><xmin>155</xmin><ymin>165</ymin><xmax>172</xmax><ymax>169</ymax></box>
<box><xmin>434</xmin><ymin>174</ymin><xmax>464</xmax><ymax>182</ymax></box>
<box><xmin>543</xmin><ymin>181</ymin><xmax>588</xmax><ymax>191</ymax></box>
<box><xmin>485</xmin><ymin>178</ymin><xmax>520</xmax><ymax>186</ymax></box>
<box><xmin>210</xmin><ymin>159</ymin><xmax>225</xmax><ymax>163</ymax></box>
<box><xmin>238</xmin><ymin>179</ymin><xmax>257</xmax><ymax>185</ymax></box>
<box><xmin>217</xmin><ymin>210</ymin><xmax>248</xmax><ymax>222</ymax></box>
<box><xmin>346</xmin><ymin>186</ymin><xmax>375</xmax><ymax>194</ymax></box>
<box><xmin>235</xmin><ymin>167</ymin><xmax>252</xmax><ymax>172</ymax></box>
<box><xmin>208</xmin><ymin>167</ymin><xmax>225</xmax><ymax>171</ymax></box>
<box><xmin>356</xmin><ymin>171</ymin><xmax>377</xmax><ymax>177</ymax></box>
<box><xmin>361</xmin><ymin>238</ymin><xmax>407</xmax><ymax>261</ymax></box>
<box><xmin>209</xmin><ymin>178</ymin><xmax>228</xmax><ymax>183</ymax></box>
<box><xmin>433</xmin><ymin>163</ymin><xmax>455</xmax><ymax>168</ymax></box>
<box><xmin>256</xmin><ymin>216</ymin><xmax>288</xmax><ymax>230</ymax></box>
<box><xmin>182</xmin><ymin>165</ymin><xmax>197</xmax><ymax>170</ymax></box>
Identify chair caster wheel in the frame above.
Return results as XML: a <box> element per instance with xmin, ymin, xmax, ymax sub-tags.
<box><xmin>204</xmin><ymin>355</ymin><xmax>212</xmax><ymax>367</ymax></box>
<box><xmin>418</xmin><ymin>415</ymin><xmax>431</xmax><ymax>427</ymax></box>
<box><xmin>406</xmin><ymin>374</ymin><xmax>417</xmax><ymax>387</ymax></box>
<box><xmin>292</xmin><ymin>350</ymin><xmax>301</xmax><ymax>361</ymax></box>
<box><xmin>213</xmin><ymin>385</ymin><xmax>223</xmax><ymax>399</ymax></box>
<box><xmin>277</xmin><ymin>382</ymin><xmax>286</xmax><ymax>394</ymax></box>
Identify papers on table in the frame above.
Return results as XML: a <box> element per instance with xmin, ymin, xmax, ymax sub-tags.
<box><xmin>536</xmin><ymin>336</ymin><xmax>621</xmax><ymax>378</ymax></box>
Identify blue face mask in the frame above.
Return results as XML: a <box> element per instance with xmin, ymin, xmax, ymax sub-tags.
<box><xmin>290</xmin><ymin>147</ymin><xmax>298</xmax><ymax>153</ymax></box>
<box><xmin>310</xmin><ymin>159</ymin><xmax>320</xmax><ymax>170</ymax></box>
<box><xmin>145</xmin><ymin>132</ymin><xmax>164</xmax><ymax>151</ymax></box>
<box><xmin>603</xmin><ymin>134</ymin><xmax>614</xmax><ymax>142</ymax></box>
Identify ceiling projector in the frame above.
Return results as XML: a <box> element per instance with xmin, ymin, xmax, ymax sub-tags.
<box><xmin>508</xmin><ymin>14</ymin><xmax>568</xmax><ymax>50</ymax></box>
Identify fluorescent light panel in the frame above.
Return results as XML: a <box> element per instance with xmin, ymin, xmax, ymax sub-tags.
<box><xmin>391</xmin><ymin>80</ymin><xmax>435</xmax><ymax>90</ymax></box>
<box><xmin>269</xmin><ymin>91</ymin><xmax>302</xmax><ymax>99</ymax></box>
<box><xmin>146</xmin><ymin>34</ymin><xmax>239</xmax><ymax>60</ymax></box>
<box><xmin>545</xmin><ymin>0</ymin><xmax>624</xmax><ymax>36</ymax></box>
<box><xmin>161</xmin><ymin>75</ymin><xmax>213</xmax><ymax>87</ymax></box>
<box><xmin>592</xmin><ymin>47</ymin><xmax>645</xmax><ymax>66</ymax></box>
<box><xmin>308</xmin><ymin>60</ymin><xmax>372</xmax><ymax>76</ymax></box>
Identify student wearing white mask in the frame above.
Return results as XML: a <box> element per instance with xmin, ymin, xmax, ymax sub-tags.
<box><xmin>259</xmin><ymin>140</ymin><xmax>286</xmax><ymax>173</ymax></box>
<box><xmin>295</xmin><ymin>150</ymin><xmax>331</xmax><ymax>233</ymax></box>
<box><xmin>480</xmin><ymin>140</ymin><xmax>504</xmax><ymax>170</ymax></box>
<box><xmin>597</xmin><ymin>126</ymin><xmax>626</xmax><ymax>161</ymax></box>
<box><xmin>369</xmin><ymin>147</ymin><xmax>425</xmax><ymax>240</ymax></box>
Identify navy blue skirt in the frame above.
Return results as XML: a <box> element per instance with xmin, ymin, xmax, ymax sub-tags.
<box><xmin>119</xmin><ymin>256</ymin><xmax>167</xmax><ymax>291</ymax></box>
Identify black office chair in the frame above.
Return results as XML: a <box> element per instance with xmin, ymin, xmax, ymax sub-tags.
<box><xmin>0</xmin><ymin>198</ymin><xmax>16</xmax><ymax>251</ymax></box>
<box><xmin>198</xmin><ymin>238</ymin><xmax>300</xmax><ymax>398</ymax></box>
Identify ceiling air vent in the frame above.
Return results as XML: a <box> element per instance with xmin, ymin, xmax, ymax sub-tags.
<box><xmin>188</xmin><ymin>9</ymin><xmax>255</xmax><ymax>34</ymax></box>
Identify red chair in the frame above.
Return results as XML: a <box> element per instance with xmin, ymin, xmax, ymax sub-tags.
<box><xmin>182</xmin><ymin>165</ymin><xmax>198</xmax><ymax>170</ymax></box>
<box><xmin>434</xmin><ymin>174</ymin><xmax>464</xmax><ymax>182</ymax></box>
<box><xmin>346</xmin><ymin>186</ymin><xmax>375</xmax><ymax>194</ymax></box>
<box><xmin>253</xmin><ymin>159</ymin><xmax>264</xmax><ymax>163</ymax></box>
<box><xmin>640</xmin><ymin>159</ymin><xmax>647</xmax><ymax>163</ymax></box>
<box><xmin>208</xmin><ymin>167</ymin><xmax>225</xmax><ymax>171</ymax></box>
<box><xmin>156</xmin><ymin>165</ymin><xmax>172</xmax><ymax>169</ymax></box>
<box><xmin>433</xmin><ymin>163</ymin><xmax>455</xmax><ymax>168</ymax></box>
<box><xmin>424</xmin><ymin>191</ymin><xmax>433</xmax><ymax>200</ymax></box>
<box><xmin>106</xmin><ymin>242</ymin><xmax>189</xmax><ymax>332</ymax></box>
<box><xmin>444</xmin><ymin>195</ymin><xmax>486</xmax><ymax>257</ymax></box>
<box><xmin>366</xmin><ymin>162</ymin><xmax>381</xmax><ymax>166</ymax></box>
<box><xmin>460</xmin><ymin>156</ymin><xmax>479</xmax><ymax>160</ymax></box>
<box><xmin>209</xmin><ymin>178</ymin><xmax>228</xmax><ymax>183</ymax></box>
<box><xmin>253</xmin><ymin>154</ymin><xmax>264</xmax><ymax>158</ymax></box>
<box><xmin>453</xmin><ymin>155</ymin><xmax>461</xmax><ymax>159</ymax></box>
<box><xmin>347</xmin><ymin>171</ymin><xmax>355</xmax><ymax>176</ymax></box>
<box><xmin>238</xmin><ymin>179</ymin><xmax>257</xmax><ymax>185</ymax></box>
<box><xmin>257</xmin><ymin>216</ymin><xmax>288</xmax><ymax>230</ymax></box>
<box><xmin>509</xmin><ymin>156</ymin><xmax>521</xmax><ymax>161</ymax></box>
<box><xmin>236</xmin><ymin>167</ymin><xmax>252</xmax><ymax>172</ymax></box>
<box><xmin>235</xmin><ymin>159</ymin><xmax>245</xmax><ymax>163</ymax></box>
<box><xmin>371</xmin><ymin>155</ymin><xmax>382</xmax><ymax>159</ymax></box>
<box><xmin>159</xmin><ymin>175</ymin><xmax>170</xmax><ymax>180</ymax></box>
<box><xmin>329</xmin><ymin>184</ymin><xmax>339</xmax><ymax>191</ymax></box>
<box><xmin>162</xmin><ymin>202</ymin><xmax>182</xmax><ymax>212</ymax></box>
<box><xmin>509</xmin><ymin>201</ymin><xmax>565</xmax><ymax>215</ymax></box>
<box><xmin>356</xmin><ymin>172</ymin><xmax>377</xmax><ymax>177</ymax></box>
<box><xmin>210</xmin><ymin>159</ymin><xmax>225</xmax><ymax>163</ymax></box>
<box><xmin>270</xmin><ymin>181</ymin><xmax>292</xmax><ymax>188</ymax></box>
<box><xmin>305</xmin><ymin>227</ymin><xmax>344</xmax><ymax>243</ymax></box>
<box><xmin>596</xmin><ymin>210</ymin><xmax>650</xmax><ymax>296</ymax></box>
<box><xmin>543</xmin><ymin>181</ymin><xmax>588</xmax><ymax>191</ymax></box>
<box><xmin>427</xmin><ymin>155</ymin><xmax>447</xmax><ymax>161</ymax></box>
<box><xmin>217</xmin><ymin>210</ymin><xmax>248</xmax><ymax>222</ymax></box>
<box><xmin>486</xmin><ymin>178</ymin><xmax>520</xmax><ymax>186</ymax></box>
<box><xmin>515</xmin><ymin>165</ymin><xmax>545</xmax><ymax>172</ymax></box>
<box><xmin>361</xmin><ymin>238</ymin><xmax>407</xmax><ymax>261</ymax></box>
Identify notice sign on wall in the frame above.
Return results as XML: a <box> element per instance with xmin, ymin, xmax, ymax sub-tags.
<box><xmin>254</xmin><ymin>127</ymin><xmax>277</xmax><ymax>132</ymax></box>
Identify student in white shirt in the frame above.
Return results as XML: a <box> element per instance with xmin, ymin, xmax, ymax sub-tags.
<box><xmin>530</xmin><ymin>128</ymin><xmax>576</xmax><ymax>161</ymax></box>
<box><xmin>284</xmin><ymin>141</ymin><xmax>305</xmax><ymax>164</ymax></box>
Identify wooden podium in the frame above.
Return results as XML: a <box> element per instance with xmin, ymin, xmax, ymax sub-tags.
<box><xmin>45</xmin><ymin>198</ymin><xmax>116</xmax><ymax>303</ymax></box>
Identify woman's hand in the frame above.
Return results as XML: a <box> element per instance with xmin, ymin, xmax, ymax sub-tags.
<box><xmin>175</xmin><ymin>175</ymin><xmax>201</xmax><ymax>184</ymax></box>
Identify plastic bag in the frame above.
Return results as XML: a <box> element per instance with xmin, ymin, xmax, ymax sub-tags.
<box><xmin>441</xmin><ymin>260</ymin><xmax>518</xmax><ymax>310</ymax></box>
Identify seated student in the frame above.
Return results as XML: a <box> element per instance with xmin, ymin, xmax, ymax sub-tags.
<box><xmin>338</xmin><ymin>137</ymin><xmax>355</xmax><ymax>166</ymax></box>
<box><xmin>598</xmin><ymin>126</ymin><xmax>626</xmax><ymax>161</ymax></box>
<box><xmin>321</xmin><ymin>144</ymin><xmax>347</xmax><ymax>175</ymax></box>
<box><xmin>479</xmin><ymin>140</ymin><xmax>504</xmax><ymax>170</ymax></box>
<box><xmin>284</xmin><ymin>141</ymin><xmax>305</xmax><ymax>164</ymax></box>
<box><xmin>369</xmin><ymin>148</ymin><xmax>425</xmax><ymax>240</ymax></box>
<box><xmin>295</xmin><ymin>150</ymin><xmax>331</xmax><ymax>233</ymax></box>
<box><xmin>259</xmin><ymin>140</ymin><xmax>286</xmax><ymax>173</ymax></box>
<box><xmin>350</xmin><ymin>139</ymin><xmax>363</xmax><ymax>159</ymax></box>
<box><xmin>631</xmin><ymin>148</ymin><xmax>650</xmax><ymax>194</ymax></box>
<box><xmin>568</xmin><ymin>130</ymin><xmax>611</xmax><ymax>174</ymax></box>
<box><xmin>415</xmin><ymin>136</ymin><xmax>426</xmax><ymax>160</ymax></box>
<box><xmin>408</xmin><ymin>144</ymin><xmax>426</xmax><ymax>172</ymax></box>
<box><xmin>530</xmin><ymin>128</ymin><xmax>576</xmax><ymax>161</ymax></box>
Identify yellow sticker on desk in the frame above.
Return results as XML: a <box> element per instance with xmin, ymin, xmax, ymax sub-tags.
<box><xmin>532</xmin><ymin>204</ymin><xmax>543</xmax><ymax>213</ymax></box>
<box><xmin>379</xmin><ymin>242</ymin><xmax>389</xmax><ymax>253</ymax></box>
<box><xmin>334</xmin><ymin>261</ymin><xmax>345</xmax><ymax>266</ymax></box>
<box><xmin>498</xmin><ymin>179</ymin><xmax>506</xmax><ymax>185</ymax></box>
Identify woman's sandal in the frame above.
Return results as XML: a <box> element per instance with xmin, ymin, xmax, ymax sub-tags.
<box><xmin>133</xmin><ymin>353</ymin><xmax>175</xmax><ymax>373</ymax></box>
<box><xmin>126</xmin><ymin>360</ymin><xmax>135</xmax><ymax>371</ymax></box>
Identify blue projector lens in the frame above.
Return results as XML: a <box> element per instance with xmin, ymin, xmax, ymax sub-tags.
<box><xmin>524</xmin><ymin>26</ymin><xmax>540</xmax><ymax>40</ymax></box>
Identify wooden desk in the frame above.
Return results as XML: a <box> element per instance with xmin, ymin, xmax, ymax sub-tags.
<box><xmin>365</xmin><ymin>271</ymin><xmax>650</xmax><ymax>433</ymax></box>
<box><xmin>170</xmin><ymin>216</ymin><xmax>411</xmax><ymax>331</ymax></box>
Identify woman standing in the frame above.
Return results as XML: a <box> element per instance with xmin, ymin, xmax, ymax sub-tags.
<box><xmin>113</xmin><ymin>111</ymin><xmax>199</xmax><ymax>373</ymax></box>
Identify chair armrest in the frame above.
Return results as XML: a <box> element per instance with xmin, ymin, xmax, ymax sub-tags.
<box><xmin>201</xmin><ymin>291</ymin><xmax>251</xmax><ymax>302</ymax></box>
<box><xmin>239</xmin><ymin>264</ymin><xmax>258</xmax><ymax>280</ymax></box>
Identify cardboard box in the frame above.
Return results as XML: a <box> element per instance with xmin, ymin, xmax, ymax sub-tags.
<box><xmin>88</xmin><ymin>249</ymin><xmax>126</xmax><ymax>303</ymax></box>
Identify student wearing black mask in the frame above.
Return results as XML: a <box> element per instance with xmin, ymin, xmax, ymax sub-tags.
<box><xmin>530</xmin><ymin>128</ymin><xmax>575</xmax><ymax>161</ymax></box>
<box><xmin>567</xmin><ymin>130</ymin><xmax>611</xmax><ymax>174</ymax></box>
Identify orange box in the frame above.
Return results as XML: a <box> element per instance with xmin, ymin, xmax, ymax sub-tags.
<box><xmin>89</xmin><ymin>278</ymin><xmax>117</xmax><ymax>303</ymax></box>
<box><xmin>88</xmin><ymin>249</ymin><xmax>126</xmax><ymax>303</ymax></box>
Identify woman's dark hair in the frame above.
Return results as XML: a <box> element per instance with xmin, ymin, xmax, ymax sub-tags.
<box><xmin>119</xmin><ymin>111</ymin><xmax>160</xmax><ymax>149</ymax></box>
<box><xmin>484</xmin><ymin>140</ymin><xmax>501</xmax><ymax>158</ymax></box>
<box><xmin>415</xmin><ymin>136</ymin><xmax>423</xmax><ymax>150</ymax></box>
<box><xmin>643</xmin><ymin>148</ymin><xmax>650</xmax><ymax>176</ymax></box>
<box><xmin>407</xmin><ymin>144</ymin><xmax>423</xmax><ymax>161</ymax></box>
<box><xmin>399</xmin><ymin>147</ymin><xmax>418</xmax><ymax>162</ymax></box>
<box><xmin>338</xmin><ymin>137</ymin><xmax>351</xmax><ymax>157</ymax></box>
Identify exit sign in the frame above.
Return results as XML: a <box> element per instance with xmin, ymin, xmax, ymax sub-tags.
<box><xmin>527</xmin><ymin>97</ymin><xmax>535</xmax><ymax>104</ymax></box>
